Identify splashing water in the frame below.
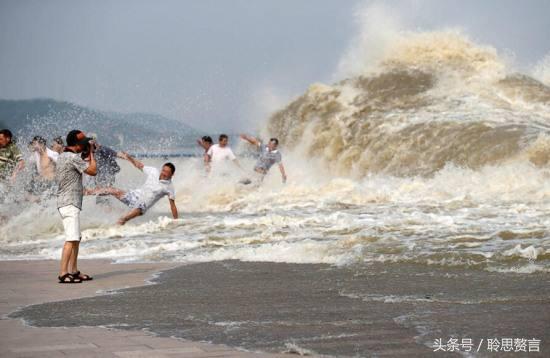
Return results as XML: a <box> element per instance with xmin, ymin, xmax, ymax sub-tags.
<box><xmin>1</xmin><ymin>28</ymin><xmax>550</xmax><ymax>274</ymax></box>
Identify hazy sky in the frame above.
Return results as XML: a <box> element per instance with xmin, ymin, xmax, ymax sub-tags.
<box><xmin>1</xmin><ymin>0</ymin><xmax>549</xmax><ymax>132</ymax></box>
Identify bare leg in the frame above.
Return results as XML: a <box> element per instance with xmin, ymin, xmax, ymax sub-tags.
<box><xmin>118</xmin><ymin>208</ymin><xmax>143</xmax><ymax>225</ymax></box>
<box><xmin>86</xmin><ymin>187</ymin><xmax>127</xmax><ymax>201</ymax></box>
<box><xmin>59</xmin><ymin>241</ymin><xmax>76</xmax><ymax>276</ymax></box>
<box><xmin>68</xmin><ymin>241</ymin><xmax>80</xmax><ymax>274</ymax></box>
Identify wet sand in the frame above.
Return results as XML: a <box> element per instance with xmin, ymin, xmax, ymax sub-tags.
<box><xmin>0</xmin><ymin>260</ymin><xmax>286</xmax><ymax>357</ymax></box>
<box><xmin>7</xmin><ymin>260</ymin><xmax>549</xmax><ymax>357</ymax></box>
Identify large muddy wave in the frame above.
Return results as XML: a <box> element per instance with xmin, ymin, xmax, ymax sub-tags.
<box><xmin>268</xmin><ymin>31</ymin><xmax>550</xmax><ymax>177</ymax></box>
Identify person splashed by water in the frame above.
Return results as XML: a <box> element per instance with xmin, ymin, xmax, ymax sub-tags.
<box><xmin>26</xmin><ymin>135</ymin><xmax>58</xmax><ymax>202</ymax></box>
<box><xmin>0</xmin><ymin>129</ymin><xmax>25</xmax><ymax>202</ymax></box>
<box><xmin>239</xmin><ymin>134</ymin><xmax>287</xmax><ymax>185</ymax></box>
<box><xmin>85</xmin><ymin>152</ymin><xmax>178</xmax><ymax>225</ymax></box>
<box><xmin>205</xmin><ymin>134</ymin><xmax>243</xmax><ymax>176</ymax></box>
<box><xmin>86</xmin><ymin>133</ymin><xmax>127</xmax><ymax>206</ymax></box>
<box><xmin>51</xmin><ymin>136</ymin><xmax>65</xmax><ymax>155</ymax></box>
<box><xmin>197</xmin><ymin>135</ymin><xmax>213</xmax><ymax>156</ymax></box>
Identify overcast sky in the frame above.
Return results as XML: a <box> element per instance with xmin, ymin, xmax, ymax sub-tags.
<box><xmin>1</xmin><ymin>0</ymin><xmax>549</xmax><ymax>132</ymax></box>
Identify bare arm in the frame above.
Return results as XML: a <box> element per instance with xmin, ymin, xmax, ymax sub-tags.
<box><xmin>204</xmin><ymin>152</ymin><xmax>212</xmax><ymax>173</ymax></box>
<box><xmin>169</xmin><ymin>199</ymin><xmax>178</xmax><ymax>219</ymax></box>
<box><xmin>197</xmin><ymin>139</ymin><xmax>209</xmax><ymax>151</ymax></box>
<box><xmin>119</xmin><ymin>151</ymin><xmax>144</xmax><ymax>171</ymax></box>
<box><xmin>240</xmin><ymin>134</ymin><xmax>261</xmax><ymax>147</ymax></box>
<box><xmin>10</xmin><ymin>159</ymin><xmax>25</xmax><ymax>182</ymax></box>
<box><xmin>278</xmin><ymin>163</ymin><xmax>287</xmax><ymax>183</ymax></box>
<box><xmin>84</xmin><ymin>149</ymin><xmax>97</xmax><ymax>176</ymax></box>
<box><xmin>233</xmin><ymin>159</ymin><xmax>245</xmax><ymax>171</ymax></box>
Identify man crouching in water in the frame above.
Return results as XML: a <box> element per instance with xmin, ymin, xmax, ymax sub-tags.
<box><xmin>86</xmin><ymin>152</ymin><xmax>178</xmax><ymax>225</ymax></box>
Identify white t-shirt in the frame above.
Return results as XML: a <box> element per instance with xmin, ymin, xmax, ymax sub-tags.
<box><xmin>129</xmin><ymin>166</ymin><xmax>175</xmax><ymax>211</ymax></box>
<box><xmin>206</xmin><ymin>144</ymin><xmax>237</xmax><ymax>175</ymax></box>
<box><xmin>206</xmin><ymin>144</ymin><xmax>236</xmax><ymax>162</ymax></box>
<box><xmin>33</xmin><ymin>148</ymin><xmax>59</xmax><ymax>174</ymax></box>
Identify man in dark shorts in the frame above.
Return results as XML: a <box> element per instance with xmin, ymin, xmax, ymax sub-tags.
<box><xmin>88</xmin><ymin>134</ymin><xmax>126</xmax><ymax>205</ymax></box>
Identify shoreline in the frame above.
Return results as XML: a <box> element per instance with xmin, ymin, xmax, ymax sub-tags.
<box><xmin>2</xmin><ymin>259</ymin><xmax>548</xmax><ymax>357</ymax></box>
<box><xmin>0</xmin><ymin>259</ymin><xmax>287</xmax><ymax>357</ymax></box>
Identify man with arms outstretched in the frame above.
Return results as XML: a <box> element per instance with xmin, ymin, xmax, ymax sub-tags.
<box><xmin>87</xmin><ymin>153</ymin><xmax>178</xmax><ymax>225</ymax></box>
<box><xmin>240</xmin><ymin>134</ymin><xmax>287</xmax><ymax>184</ymax></box>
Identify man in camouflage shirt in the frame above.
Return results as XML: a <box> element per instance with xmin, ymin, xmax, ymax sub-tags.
<box><xmin>0</xmin><ymin>129</ymin><xmax>25</xmax><ymax>197</ymax></box>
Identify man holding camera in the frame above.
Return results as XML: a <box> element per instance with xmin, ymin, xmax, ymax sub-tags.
<box><xmin>55</xmin><ymin>130</ymin><xmax>97</xmax><ymax>283</ymax></box>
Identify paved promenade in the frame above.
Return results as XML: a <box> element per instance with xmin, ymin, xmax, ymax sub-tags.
<box><xmin>0</xmin><ymin>260</ymin><xmax>288</xmax><ymax>358</ymax></box>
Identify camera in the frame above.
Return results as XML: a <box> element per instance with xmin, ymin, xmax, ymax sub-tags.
<box><xmin>81</xmin><ymin>141</ymin><xmax>97</xmax><ymax>159</ymax></box>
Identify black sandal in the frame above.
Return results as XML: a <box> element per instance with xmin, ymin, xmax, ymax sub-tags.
<box><xmin>58</xmin><ymin>273</ymin><xmax>82</xmax><ymax>284</ymax></box>
<box><xmin>72</xmin><ymin>271</ymin><xmax>93</xmax><ymax>281</ymax></box>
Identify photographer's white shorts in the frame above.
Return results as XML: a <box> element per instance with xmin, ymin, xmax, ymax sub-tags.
<box><xmin>58</xmin><ymin>205</ymin><xmax>81</xmax><ymax>242</ymax></box>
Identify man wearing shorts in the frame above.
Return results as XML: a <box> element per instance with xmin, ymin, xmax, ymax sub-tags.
<box><xmin>240</xmin><ymin>134</ymin><xmax>287</xmax><ymax>184</ymax></box>
<box><xmin>56</xmin><ymin>130</ymin><xmax>97</xmax><ymax>283</ymax></box>
<box><xmin>86</xmin><ymin>152</ymin><xmax>178</xmax><ymax>225</ymax></box>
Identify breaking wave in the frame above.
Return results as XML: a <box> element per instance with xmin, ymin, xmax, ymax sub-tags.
<box><xmin>268</xmin><ymin>31</ymin><xmax>550</xmax><ymax>177</ymax></box>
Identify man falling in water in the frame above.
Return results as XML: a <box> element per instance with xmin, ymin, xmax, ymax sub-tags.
<box><xmin>240</xmin><ymin>134</ymin><xmax>287</xmax><ymax>184</ymax></box>
<box><xmin>86</xmin><ymin>152</ymin><xmax>178</xmax><ymax>225</ymax></box>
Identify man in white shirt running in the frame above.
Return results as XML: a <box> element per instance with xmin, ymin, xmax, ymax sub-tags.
<box><xmin>86</xmin><ymin>153</ymin><xmax>179</xmax><ymax>225</ymax></box>
<box><xmin>205</xmin><ymin>134</ymin><xmax>242</xmax><ymax>174</ymax></box>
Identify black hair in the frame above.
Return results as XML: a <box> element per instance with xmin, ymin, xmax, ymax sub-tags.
<box><xmin>219</xmin><ymin>134</ymin><xmax>228</xmax><ymax>141</ymax></box>
<box><xmin>163</xmin><ymin>162</ymin><xmax>176</xmax><ymax>174</ymax></box>
<box><xmin>66</xmin><ymin>129</ymin><xmax>82</xmax><ymax>146</ymax></box>
<box><xmin>30</xmin><ymin>135</ymin><xmax>47</xmax><ymax>146</ymax></box>
<box><xmin>0</xmin><ymin>129</ymin><xmax>13</xmax><ymax>139</ymax></box>
<box><xmin>202</xmin><ymin>136</ymin><xmax>213</xmax><ymax>144</ymax></box>
<box><xmin>53</xmin><ymin>136</ymin><xmax>64</xmax><ymax>145</ymax></box>
<box><xmin>269</xmin><ymin>138</ymin><xmax>279</xmax><ymax>145</ymax></box>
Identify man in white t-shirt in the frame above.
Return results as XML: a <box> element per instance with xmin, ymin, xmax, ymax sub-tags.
<box><xmin>86</xmin><ymin>153</ymin><xmax>178</xmax><ymax>225</ymax></box>
<box><xmin>205</xmin><ymin>134</ymin><xmax>242</xmax><ymax>174</ymax></box>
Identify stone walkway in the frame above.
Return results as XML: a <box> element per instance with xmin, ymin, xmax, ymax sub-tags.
<box><xmin>0</xmin><ymin>260</ymin><xmax>289</xmax><ymax>357</ymax></box>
